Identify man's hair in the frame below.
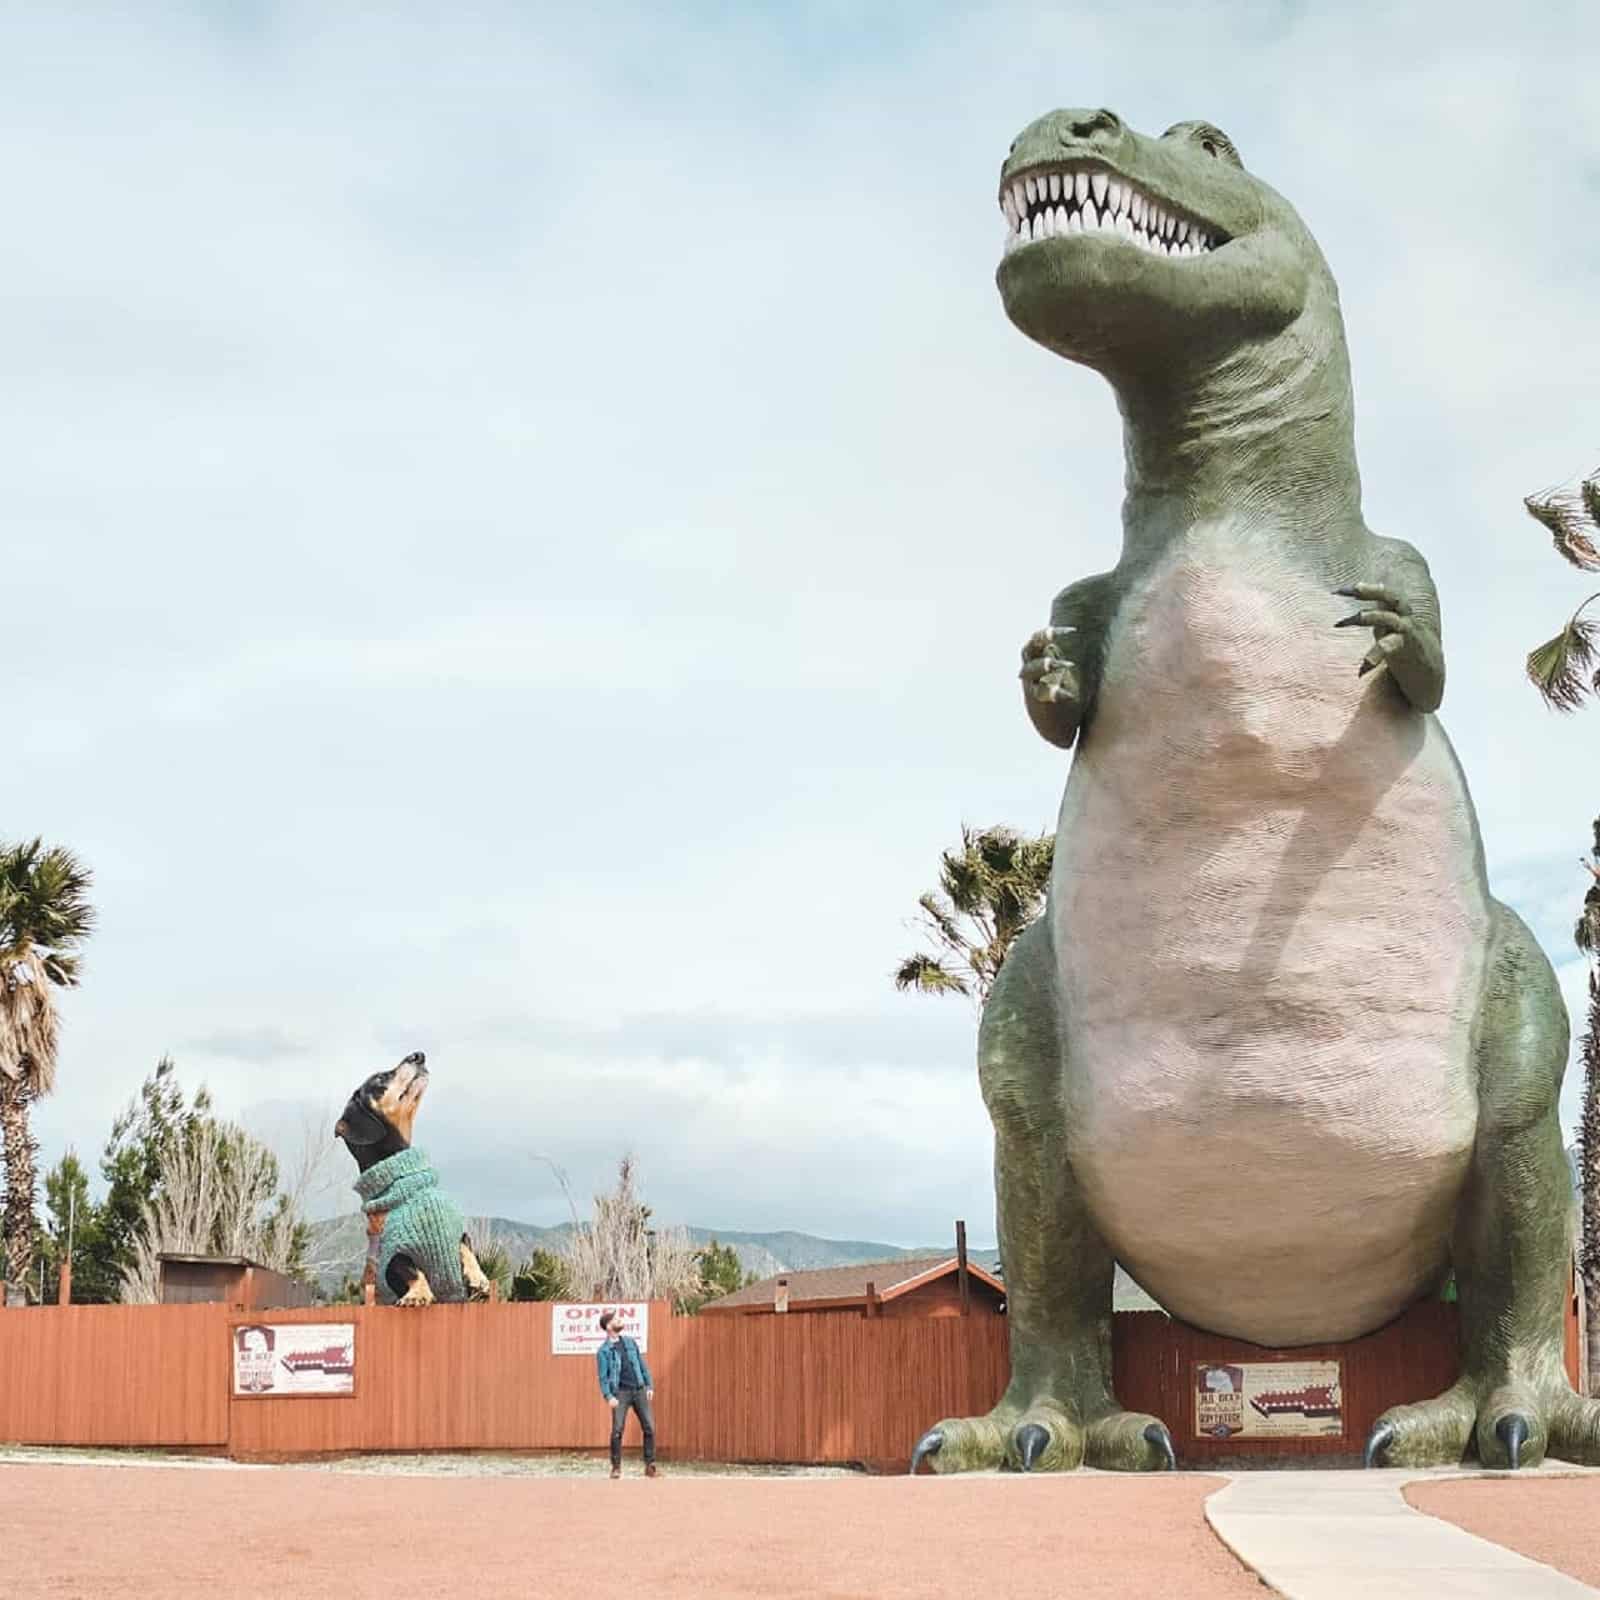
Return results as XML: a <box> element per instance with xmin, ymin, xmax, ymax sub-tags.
<box><xmin>598</xmin><ymin>1311</ymin><xmax>616</xmax><ymax>1331</ymax></box>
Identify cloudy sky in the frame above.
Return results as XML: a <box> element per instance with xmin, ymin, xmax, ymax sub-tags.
<box><xmin>9</xmin><ymin>3</ymin><xmax>1600</xmax><ymax>1247</ymax></box>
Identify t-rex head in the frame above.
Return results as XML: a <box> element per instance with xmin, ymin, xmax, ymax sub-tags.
<box><xmin>995</xmin><ymin>107</ymin><xmax>1333</xmax><ymax>379</ymax></box>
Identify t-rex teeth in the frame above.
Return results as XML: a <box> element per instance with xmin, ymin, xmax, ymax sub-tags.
<box><xmin>998</xmin><ymin>163</ymin><xmax>1225</xmax><ymax>261</ymax></box>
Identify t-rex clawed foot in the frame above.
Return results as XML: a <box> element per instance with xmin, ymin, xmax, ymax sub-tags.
<box><xmin>911</xmin><ymin>1408</ymin><xmax>1032</xmax><ymax>1475</ymax></box>
<box><xmin>911</xmin><ymin>1395</ymin><xmax>1084</xmax><ymax>1474</ymax></box>
<box><xmin>1364</xmin><ymin>1376</ymin><xmax>1600</xmax><ymax>1471</ymax></box>
<box><xmin>911</xmin><ymin>1394</ymin><xmax>1173</xmax><ymax>1474</ymax></box>
<box><xmin>1083</xmin><ymin>1411</ymin><xmax>1176</xmax><ymax>1471</ymax></box>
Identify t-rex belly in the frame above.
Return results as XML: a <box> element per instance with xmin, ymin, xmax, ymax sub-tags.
<box><xmin>1055</xmin><ymin>534</ymin><xmax>1488</xmax><ymax>1346</ymax></box>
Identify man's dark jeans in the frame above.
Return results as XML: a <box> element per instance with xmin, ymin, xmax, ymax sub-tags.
<box><xmin>610</xmin><ymin>1386</ymin><xmax>655</xmax><ymax>1466</ymax></box>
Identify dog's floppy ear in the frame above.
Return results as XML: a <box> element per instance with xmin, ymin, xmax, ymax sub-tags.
<box><xmin>334</xmin><ymin>1097</ymin><xmax>387</xmax><ymax>1147</ymax></box>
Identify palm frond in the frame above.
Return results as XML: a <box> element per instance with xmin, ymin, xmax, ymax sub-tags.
<box><xmin>1013</xmin><ymin>833</ymin><xmax>1056</xmax><ymax>890</ymax></box>
<box><xmin>0</xmin><ymin>839</ymin><xmax>95</xmax><ymax>966</ymax></box>
<box><xmin>893</xmin><ymin>953</ymin><xmax>970</xmax><ymax>998</ymax></box>
<box><xmin>937</xmin><ymin>845</ymin><xmax>989</xmax><ymax>916</ymax></box>
<box><xmin>1527</xmin><ymin>603</ymin><xmax>1600</xmax><ymax>712</ymax></box>
<box><xmin>975</xmin><ymin>825</ymin><xmax>1024</xmax><ymax>878</ymax></box>
<box><xmin>1581</xmin><ymin>825</ymin><xmax>1600</xmax><ymax>955</ymax></box>
<box><xmin>1526</xmin><ymin>491</ymin><xmax>1600</xmax><ymax>572</ymax></box>
<box><xmin>0</xmin><ymin>838</ymin><xmax>94</xmax><ymax>1093</ymax></box>
<box><xmin>898</xmin><ymin>824</ymin><xmax>1055</xmax><ymax>1005</ymax></box>
<box><xmin>1577</xmin><ymin>887</ymin><xmax>1600</xmax><ymax>955</ymax></box>
<box><xmin>915</xmin><ymin>892</ymin><xmax>969</xmax><ymax>960</ymax></box>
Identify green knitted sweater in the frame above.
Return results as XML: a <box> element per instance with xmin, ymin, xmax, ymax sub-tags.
<box><xmin>353</xmin><ymin>1148</ymin><xmax>468</xmax><ymax>1302</ymax></box>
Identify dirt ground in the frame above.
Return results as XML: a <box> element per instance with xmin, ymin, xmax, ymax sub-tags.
<box><xmin>1</xmin><ymin>1459</ymin><xmax>1263</xmax><ymax>1600</ymax></box>
<box><xmin>1406</xmin><ymin>1475</ymin><xmax>1600</xmax><ymax>1589</ymax></box>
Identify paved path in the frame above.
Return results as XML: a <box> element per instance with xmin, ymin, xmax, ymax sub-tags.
<box><xmin>1208</xmin><ymin>1467</ymin><xmax>1600</xmax><ymax>1599</ymax></box>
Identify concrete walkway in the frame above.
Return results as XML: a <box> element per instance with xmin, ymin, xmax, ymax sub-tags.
<box><xmin>1207</xmin><ymin>1467</ymin><xmax>1600</xmax><ymax>1599</ymax></box>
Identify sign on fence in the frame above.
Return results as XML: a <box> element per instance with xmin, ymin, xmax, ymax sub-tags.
<box><xmin>232</xmin><ymin>1322</ymin><xmax>357</xmax><ymax>1398</ymax></box>
<box><xmin>1193</xmin><ymin>1359</ymin><xmax>1343</xmax><ymax>1440</ymax></box>
<box><xmin>551</xmin><ymin>1302</ymin><xmax>649</xmax><ymax>1355</ymax></box>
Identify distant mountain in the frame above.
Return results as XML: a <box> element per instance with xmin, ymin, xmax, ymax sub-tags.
<box><xmin>301</xmin><ymin>1212</ymin><xmax>1002</xmax><ymax>1297</ymax></box>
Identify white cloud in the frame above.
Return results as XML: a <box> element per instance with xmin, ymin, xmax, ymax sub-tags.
<box><xmin>13</xmin><ymin>2</ymin><xmax>1600</xmax><ymax>1245</ymax></box>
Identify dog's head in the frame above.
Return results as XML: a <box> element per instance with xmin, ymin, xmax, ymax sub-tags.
<box><xmin>334</xmin><ymin>1051</ymin><xmax>429</xmax><ymax>1172</ymax></box>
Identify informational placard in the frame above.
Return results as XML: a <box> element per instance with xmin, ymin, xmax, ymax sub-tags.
<box><xmin>551</xmin><ymin>1302</ymin><xmax>650</xmax><ymax>1355</ymax></box>
<box><xmin>232</xmin><ymin>1322</ymin><xmax>357</xmax><ymax>1398</ymax></box>
<box><xmin>1193</xmin><ymin>1360</ymin><xmax>1342</xmax><ymax>1440</ymax></box>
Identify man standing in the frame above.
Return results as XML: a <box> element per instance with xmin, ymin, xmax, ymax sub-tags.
<box><xmin>595</xmin><ymin>1309</ymin><xmax>657</xmax><ymax>1478</ymax></box>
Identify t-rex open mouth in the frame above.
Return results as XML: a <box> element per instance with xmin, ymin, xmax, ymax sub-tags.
<box><xmin>1000</xmin><ymin>165</ymin><xmax>1228</xmax><ymax>260</ymax></box>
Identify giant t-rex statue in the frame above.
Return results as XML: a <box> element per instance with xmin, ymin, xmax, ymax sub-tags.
<box><xmin>913</xmin><ymin>106</ymin><xmax>1598</xmax><ymax>1475</ymax></box>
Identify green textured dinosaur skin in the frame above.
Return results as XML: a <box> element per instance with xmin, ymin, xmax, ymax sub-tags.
<box><xmin>916</xmin><ymin>108</ymin><xmax>1597</xmax><ymax>1475</ymax></box>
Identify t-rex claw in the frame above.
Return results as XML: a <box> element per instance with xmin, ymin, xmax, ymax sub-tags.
<box><xmin>909</xmin><ymin>1429</ymin><xmax>943</xmax><ymax>1475</ymax></box>
<box><xmin>1363</xmin><ymin>1420</ymin><xmax>1396</xmax><ymax>1468</ymax></box>
<box><xmin>1495</xmin><ymin>1413</ymin><xmax>1530</xmax><ymax>1471</ymax></box>
<box><xmin>1143</xmin><ymin>1421</ymin><xmax>1177</xmax><ymax>1471</ymax></box>
<box><xmin>1015</xmin><ymin>1423</ymin><xmax>1050</xmax><ymax>1471</ymax></box>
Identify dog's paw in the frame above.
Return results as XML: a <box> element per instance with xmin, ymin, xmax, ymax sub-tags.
<box><xmin>460</xmin><ymin>1237</ymin><xmax>494</xmax><ymax>1300</ymax></box>
<box><xmin>395</xmin><ymin>1271</ymin><xmax>436</xmax><ymax>1308</ymax></box>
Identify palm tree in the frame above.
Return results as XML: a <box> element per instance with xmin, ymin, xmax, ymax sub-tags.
<box><xmin>0</xmin><ymin>839</ymin><xmax>94</xmax><ymax>1301</ymax></box>
<box><xmin>894</xmin><ymin>824</ymin><xmax>1054</xmax><ymax>1005</ymax></box>
<box><xmin>1576</xmin><ymin>822</ymin><xmax>1600</xmax><ymax>1393</ymax></box>
<box><xmin>1524</xmin><ymin>468</ymin><xmax>1600</xmax><ymax>711</ymax></box>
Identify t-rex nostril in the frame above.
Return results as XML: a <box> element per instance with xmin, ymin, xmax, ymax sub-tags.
<box><xmin>1065</xmin><ymin>109</ymin><xmax>1121</xmax><ymax>142</ymax></box>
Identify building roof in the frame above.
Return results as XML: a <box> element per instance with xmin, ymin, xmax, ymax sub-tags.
<box><xmin>157</xmin><ymin>1253</ymin><xmax>273</xmax><ymax>1270</ymax></box>
<box><xmin>701</xmin><ymin>1255</ymin><xmax>1006</xmax><ymax>1313</ymax></box>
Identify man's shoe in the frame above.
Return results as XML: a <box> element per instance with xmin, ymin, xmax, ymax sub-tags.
<box><xmin>645</xmin><ymin>1463</ymin><xmax>658</xmax><ymax>1478</ymax></box>
<box><xmin>610</xmin><ymin>1465</ymin><xmax>621</xmax><ymax>1479</ymax></box>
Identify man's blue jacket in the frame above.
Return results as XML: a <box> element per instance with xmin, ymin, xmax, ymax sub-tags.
<box><xmin>596</xmin><ymin>1334</ymin><xmax>653</xmax><ymax>1399</ymax></box>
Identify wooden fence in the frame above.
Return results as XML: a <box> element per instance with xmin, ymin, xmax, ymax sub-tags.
<box><xmin>0</xmin><ymin>1304</ymin><xmax>229</xmax><ymax>1447</ymax></box>
<box><xmin>0</xmin><ymin>1292</ymin><xmax>1579</xmax><ymax>1470</ymax></box>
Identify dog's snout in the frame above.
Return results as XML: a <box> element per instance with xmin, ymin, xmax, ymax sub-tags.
<box><xmin>403</xmin><ymin>1051</ymin><xmax>426</xmax><ymax>1068</ymax></box>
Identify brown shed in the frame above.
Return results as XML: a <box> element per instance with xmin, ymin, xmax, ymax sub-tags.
<box><xmin>157</xmin><ymin>1254</ymin><xmax>313</xmax><ymax>1311</ymax></box>
<box><xmin>699</xmin><ymin>1255</ymin><xmax>1006</xmax><ymax>1319</ymax></box>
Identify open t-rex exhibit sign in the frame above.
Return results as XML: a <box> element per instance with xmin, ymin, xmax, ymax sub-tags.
<box><xmin>551</xmin><ymin>1303</ymin><xmax>650</xmax><ymax>1355</ymax></box>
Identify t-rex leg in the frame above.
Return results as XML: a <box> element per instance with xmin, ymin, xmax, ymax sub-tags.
<box><xmin>1367</xmin><ymin>905</ymin><xmax>1600</xmax><ymax>1468</ymax></box>
<box><xmin>912</xmin><ymin>918</ymin><xmax>1174</xmax><ymax>1473</ymax></box>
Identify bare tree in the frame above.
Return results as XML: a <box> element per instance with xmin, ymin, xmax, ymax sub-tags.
<box><xmin>538</xmin><ymin>1153</ymin><xmax>703</xmax><ymax>1306</ymax></box>
<box><xmin>120</xmin><ymin>1118</ymin><xmax>323</xmax><ymax>1303</ymax></box>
